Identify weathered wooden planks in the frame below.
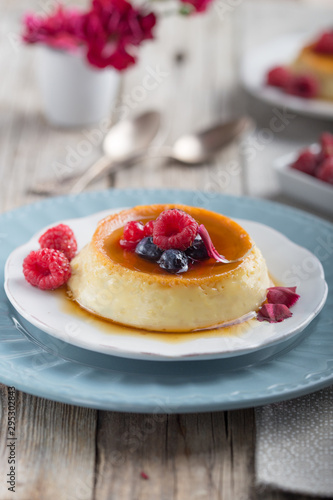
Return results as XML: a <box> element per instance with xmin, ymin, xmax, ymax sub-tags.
<box><xmin>94</xmin><ymin>410</ymin><xmax>255</xmax><ymax>500</ymax></box>
<box><xmin>0</xmin><ymin>385</ymin><xmax>97</xmax><ymax>500</ymax></box>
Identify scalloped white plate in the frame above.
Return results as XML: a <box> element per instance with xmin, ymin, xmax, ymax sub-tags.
<box><xmin>4</xmin><ymin>209</ymin><xmax>328</xmax><ymax>361</ymax></box>
<box><xmin>241</xmin><ymin>32</ymin><xmax>333</xmax><ymax>120</ymax></box>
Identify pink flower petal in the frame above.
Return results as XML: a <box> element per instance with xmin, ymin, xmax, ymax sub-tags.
<box><xmin>257</xmin><ymin>304</ymin><xmax>293</xmax><ymax>323</ymax></box>
<box><xmin>180</xmin><ymin>0</ymin><xmax>213</xmax><ymax>13</ymax></box>
<box><xmin>267</xmin><ymin>286</ymin><xmax>300</xmax><ymax>308</ymax></box>
<box><xmin>197</xmin><ymin>224</ymin><xmax>253</xmax><ymax>264</ymax></box>
<box><xmin>22</xmin><ymin>6</ymin><xmax>84</xmax><ymax>49</ymax></box>
<box><xmin>22</xmin><ymin>1</ymin><xmax>156</xmax><ymax>71</ymax></box>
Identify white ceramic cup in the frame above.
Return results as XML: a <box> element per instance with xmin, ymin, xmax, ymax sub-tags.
<box><xmin>35</xmin><ymin>45</ymin><xmax>120</xmax><ymax>127</ymax></box>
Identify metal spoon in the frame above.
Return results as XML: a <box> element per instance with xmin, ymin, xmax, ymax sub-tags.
<box><xmin>29</xmin><ymin>110</ymin><xmax>161</xmax><ymax>196</ymax></box>
<box><xmin>150</xmin><ymin>116</ymin><xmax>253</xmax><ymax>164</ymax></box>
<box><xmin>30</xmin><ymin>115</ymin><xmax>253</xmax><ymax>196</ymax></box>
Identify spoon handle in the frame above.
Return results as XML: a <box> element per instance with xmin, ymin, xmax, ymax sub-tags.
<box><xmin>67</xmin><ymin>147</ymin><xmax>172</xmax><ymax>194</ymax></box>
<box><xmin>68</xmin><ymin>155</ymin><xmax>126</xmax><ymax>194</ymax></box>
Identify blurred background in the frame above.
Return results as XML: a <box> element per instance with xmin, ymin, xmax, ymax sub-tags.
<box><xmin>1</xmin><ymin>0</ymin><xmax>333</xmax><ymax>217</ymax></box>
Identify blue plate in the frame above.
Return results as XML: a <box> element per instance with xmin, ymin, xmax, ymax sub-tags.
<box><xmin>0</xmin><ymin>189</ymin><xmax>332</xmax><ymax>412</ymax></box>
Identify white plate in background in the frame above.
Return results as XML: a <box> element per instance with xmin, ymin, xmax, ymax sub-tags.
<box><xmin>241</xmin><ymin>32</ymin><xmax>333</xmax><ymax>120</ymax></box>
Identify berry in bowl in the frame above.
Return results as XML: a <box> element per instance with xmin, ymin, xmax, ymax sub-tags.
<box><xmin>291</xmin><ymin>132</ymin><xmax>333</xmax><ymax>185</ymax></box>
<box><xmin>274</xmin><ymin>133</ymin><xmax>333</xmax><ymax>215</ymax></box>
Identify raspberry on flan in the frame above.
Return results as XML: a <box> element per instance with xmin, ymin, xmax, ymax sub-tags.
<box><xmin>67</xmin><ymin>204</ymin><xmax>270</xmax><ymax>332</ymax></box>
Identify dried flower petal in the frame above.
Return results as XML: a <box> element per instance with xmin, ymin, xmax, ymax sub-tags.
<box><xmin>266</xmin><ymin>286</ymin><xmax>300</xmax><ymax>308</ymax></box>
<box><xmin>197</xmin><ymin>224</ymin><xmax>253</xmax><ymax>264</ymax></box>
<box><xmin>257</xmin><ymin>303</ymin><xmax>293</xmax><ymax>323</ymax></box>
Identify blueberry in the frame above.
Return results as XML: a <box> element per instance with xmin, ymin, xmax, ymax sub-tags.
<box><xmin>158</xmin><ymin>249</ymin><xmax>188</xmax><ymax>274</ymax></box>
<box><xmin>185</xmin><ymin>235</ymin><xmax>209</xmax><ymax>261</ymax></box>
<box><xmin>135</xmin><ymin>237</ymin><xmax>163</xmax><ymax>262</ymax></box>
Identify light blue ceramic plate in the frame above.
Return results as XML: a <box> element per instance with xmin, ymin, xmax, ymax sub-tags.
<box><xmin>0</xmin><ymin>189</ymin><xmax>332</xmax><ymax>413</ymax></box>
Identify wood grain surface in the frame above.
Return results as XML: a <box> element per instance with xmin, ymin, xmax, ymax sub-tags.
<box><xmin>0</xmin><ymin>1</ymin><xmax>332</xmax><ymax>499</ymax></box>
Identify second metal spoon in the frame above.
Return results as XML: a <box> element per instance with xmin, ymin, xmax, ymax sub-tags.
<box><xmin>157</xmin><ymin>116</ymin><xmax>253</xmax><ymax>165</ymax></box>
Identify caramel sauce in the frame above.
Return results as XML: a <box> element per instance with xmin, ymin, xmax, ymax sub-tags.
<box><xmin>56</xmin><ymin>288</ymin><xmax>256</xmax><ymax>344</ymax></box>
<box><xmin>102</xmin><ymin>206</ymin><xmax>252</xmax><ymax>279</ymax></box>
<box><xmin>57</xmin><ymin>205</ymin><xmax>263</xmax><ymax>345</ymax></box>
<box><xmin>299</xmin><ymin>44</ymin><xmax>333</xmax><ymax>72</ymax></box>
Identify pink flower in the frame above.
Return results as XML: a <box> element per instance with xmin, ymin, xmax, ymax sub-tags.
<box><xmin>86</xmin><ymin>39</ymin><xmax>136</xmax><ymax>70</ymax></box>
<box><xmin>83</xmin><ymin>0</ymin><xmax>156</xmax><ymax>70</ymax></box>
<box><xmin>22</xmin><ymin>6</ymin><xmax>85</xmax><ymax>52</ymax></box>
<box><xmin>92</xmin><ymin>0</ymin><xmax>156</xmax><ymax>45</ymax></box>
<box><xmin>22</xmin><ymin>1</ymin><xmax>156</xmax><ymax>70</ymax></box>
<box><xmin>180</xmin><ymin>0</ymin><xmax>213</xmax><ymax>12</ymax></box>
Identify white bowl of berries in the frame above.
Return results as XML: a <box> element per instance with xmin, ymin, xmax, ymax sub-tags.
<box><xmin>273</xmin><ymin>132</ymin><xmax>333</xmax><ymax>216</ymax></box>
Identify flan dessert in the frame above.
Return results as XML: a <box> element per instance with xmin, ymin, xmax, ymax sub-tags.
<box><xmin>267</xmin><ymin>31</ymin><xmax>333</xmax><ymax>100</ymax></box>
<box><xmin>67</xmin><ymin>204</ymin><xmax>270</xmax><ymax>332</ymax></box>
<box><xmin>292</xmin><ymin>35</ymin><xmax>333</xmax><ymax>101</ymax></box>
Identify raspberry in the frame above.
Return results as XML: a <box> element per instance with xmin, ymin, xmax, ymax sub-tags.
<box><xmin>123</xmin><ymin>221</ymin><xmax>144</xmax><ymax>242</ymax></box>
<box><xmin>286</xmin><ymin>74</ymin><xmax>319</xmax><ymax>99</ymax></box>
<box><xmin>266</xmin><ymin>66</ymin><xmax>292</xmax><ymax>88</ymax></box>
<box><xmin>143</xmin><ymin>220</ymin><xmax>155</xmax><ymax>237</ymax></box>
<box><xmin>39</xmin><ymin>224</ymin><xmax>77</xmax><ymax>261</ymax></box>
<box><xmin>23</xmin><ymin>248</ymin><xmax>71</xmax><ymax>290</ymax></box>
<box><xmin>316</xmin><ymin>157</ymin><xmax>333</xmax><ymax>184</ymax></box>
<box><xmin>153</xmin><ymin>209</ymin><xmax>198</xmax><ymax>251</ymax></box>
<box><xmin>314</xmin><ymin>32</ymin><xmax>333</xmax><ymax>54</ymax></box>
<box><xmin>291</xmin><ymin>149</ymin><xmax>319</xmax><ymax>176</ymax></box>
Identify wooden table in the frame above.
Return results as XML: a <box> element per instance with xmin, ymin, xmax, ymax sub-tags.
<box><xmin>0</xmin><ymin>1</ymin><xmax>332</xmax><ymax>499</ymax></box>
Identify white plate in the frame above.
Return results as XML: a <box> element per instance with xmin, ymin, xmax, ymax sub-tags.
<box><xmin>241</xmin><ymin>32</ymin><xmax>333</xmax><ymax>120</ymax></box>
<box><xmin>4</xmin><ymin>209</ymin><xmax>328</xmax><ymax>361</ymax></box>
<box><xmin>274</xmin><ymin>145</ymin><xmax>333</xmax><ymax>216</ymax></box>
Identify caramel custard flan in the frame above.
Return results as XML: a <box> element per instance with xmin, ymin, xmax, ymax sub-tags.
<box><xmin>67</xmin><ymin>204</ymin><xmax>270</xmax><ymax>332</ymax></box>
<box><xmin>292</xmin><ymin>43</ymin><xmax>333</xmax><ymax>101</ymax></box>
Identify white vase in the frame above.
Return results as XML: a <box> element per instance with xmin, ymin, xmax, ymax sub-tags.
<box><xmin>35</xmin><ymin>45</ymin><xmax>120</xmax><ymax>127</ymax></box>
